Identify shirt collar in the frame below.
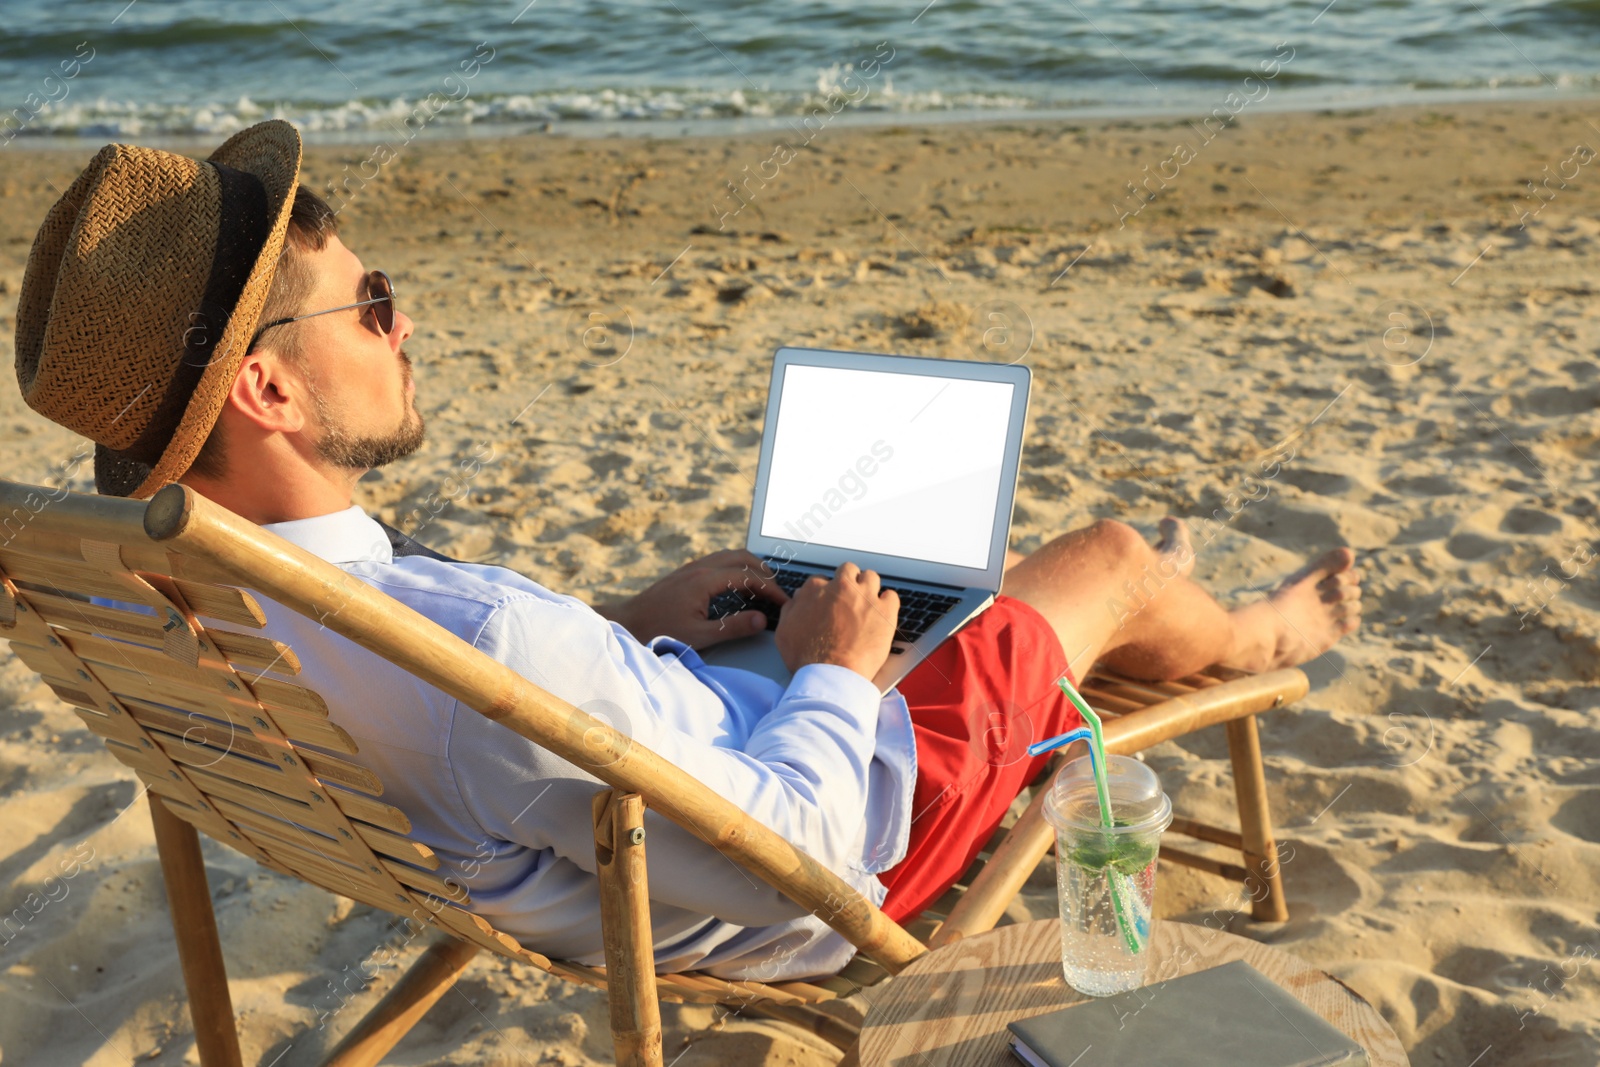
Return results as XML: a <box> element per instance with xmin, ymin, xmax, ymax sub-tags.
<box><xmin>263</xmin><ymin>505</ymin><xmax>395</xmax><ymax>566</ymax></box>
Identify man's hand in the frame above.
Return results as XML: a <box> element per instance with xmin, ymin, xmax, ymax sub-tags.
<box><xmin>595</xmin><ymin>549</ymin><xmax>789</xmax><ymax>649</ymax></box>
<box><xmin>775</xmin><ymin>562</ymin><xmax>899</xmax><ymax>682</ymax></box>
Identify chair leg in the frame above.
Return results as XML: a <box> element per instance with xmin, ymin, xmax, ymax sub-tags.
<box><xmin>148</xmin><ymin>795</ymin><xmax>244</xmax><ymax>1067</ymax></box>
<box><xmin>1225</xmin><ymin>716</ymin><xmax>1289</xmax><ymax>922</ymax></box>
<box><xmin>321</xmin><ymin>935</ymin><xmax>481</xmax><ymax>1067</ymax></box>
<box><xmin>593</xmin><ymin>790</ymin><xmax>664</xmax><ymax>1067</ymax></box>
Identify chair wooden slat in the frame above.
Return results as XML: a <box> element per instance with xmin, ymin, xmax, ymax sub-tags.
<box><xmin>1171</xmin><ymin>669</ymin><xmax>1226</xmax><ymax>690</ymax></box>
<box><xmin>118</xmin><ymin>692</ymin><xmax>356</xmax><ymax>756</ymax></box>
<box><xmin>812</xmin><ymin>974</ymin><xmax>869</xmax><ymax>999</ymax></box>
<box><xmin>5</xmin><ymin>553</ymin><xmax>263</xmax><ymax>633</ymax></box>
<box><xmin>148</xmin><ymin>788</ymin><xmax>264</xmax><ymax>848</ymax></box>
<box><xmin>91</xmin><ymin>728</ymin><xmax>169</xmax><ymax>772</ymax></box>
<box><xmin>170</xmin><ymin>579</ymin><xmax>267</xmax><ymax>628</ymax></box>
<box><xmin>147</xmin><ymin>792</ymin><xmax>212</xmax><ymax>820</ymax></box>
<box><xmin>251</xmin><ymin>839</ymin><xmax>408</xmax><ymax>902</ymax></box>
<box><xmin>545</xmin><ymin>959</ymin><xmax>611</xmax><ymax>991</ymax></box>
<box><xmin>35</xmin><ymin>641</ymin><xmax>304</xmax><ymax>718</ymax></box>
<box><xmin>250</xmin><ymin>830</ymin><xmax>468</xmax><ymax>905</ymax></box>
<box><xmin>63</xmin><ymin>659</ymin><xmax>329</xmax><ymax>734</ymax></box>
<box><xmin>21</xmin><ymin>589</ymin><xmax>168</xmax><ymax>644</ymax></box>
<box><xmin>1074</xmin><ymin>685</ymin><xmax>1146</xmax><ymax>715</ymax></box>
<box><xmin>247</xmin><ymin>674</ymin><xmax>328</xmax><ymax>716</ymax></box>
<box><xmin>650</xmin><ymin>975</ymin><xmax>726</xmax><ymax>1004</ymax></box>
<box><xmin>44</xmin><ymin>680</ymin><xmax>101</xmax><ymax>711</ymax></box>
<box><xmin>10</xmin><ymin>642</ymin><xmax>87</xmax><ymax>690</ymax></box>
<box><xmin>768</xmin><ymin>980</ymin><xmax>839</xmax><ymax>1002</ymax></box>
<box><xmin>663</xmin><ymin>971</ymin><xmax>807</xmax><ymax>1007</ymax></box>
<box><xmin>835</xmin><ymin>954</ymin><xmax>891</xmax><ymax>988</ymax></box>
<box><xmin>1200</xmin><ymin>663</ymin><xmax>1253</xmax><ymax>682</ymax></box>
<box><xmin>30</xmin><ymin>585</ymin><xmax>298</xmax><ymax>674</ymax></box>
<box><xmin>124</xmin><ymin>702</ymin><xmax>366</xmax><ymax>785</ymax></box>
<box><xmin>1085</xmin><ymin>677</ymin><xmax>1179</xmax><ymax>706</ymax></box>
<box><xmin>208</xmin><ymin>794</ymin><xmax>438</xmax><ymax>870</ymax></box>
<box><xmin>53</xmin><ymin>663</ymin><xmax>345</xmax><ymax>757</ymax></box>
<box><xmin>22</xmin><ymin>642</ymin><xmax>210</xmax><ymax>698</ymax></box>
<box><xmin>2</xmin><ymin>550</ymin><xmax>137</xmax><ymax>602</ymax></box>
<box><xmin>426</xmin><ymin>901</ymin><xmax>551</xmax><ymax>964</ymax></box>
<box><xmin>124</xmin><ymin>700</ymin><xmax>272</xmax><ymax>759</ymax></box>
<box><xmin>182</xmin><ymin>761</ymin><xmax>410</xmax><ymax>835</ymax></box>
<box><xmin>207</xmin><ymin>630</ymin><xmax>301</xmax><ymax>675</ymax></box>
<box><xmin>147</xmin><ymin>723</ymin><xmax>383</xmax><ymax>796</ymax></box>
<box><xmin>54</xmin><ymin>630</ymin><xmax>250</xmax><ymax>696</ymax></box>
<box><xmin>136</xmin><ymin>725</ymin><xmax>297</xmax><ymax>789</ymax></box>
<box><xmin>2</xmin><ymin>528</ymin><xmax>247</xmax><ymax>590</ymax></box>
<box><xmin>223</xmin><ymin>800</ymin><xmax>344</xmax><ymax>856</ymax></box>
<box><xmin>227</xmin><ymin>804</ymin><xmax>442</xmax><ymax>895</ymax></box>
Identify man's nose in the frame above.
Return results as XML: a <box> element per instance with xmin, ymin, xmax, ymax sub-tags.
<box><xmin>393</xmin><ymin>309</ymin><xmax>415</xmax><ymax>347</ymax></box>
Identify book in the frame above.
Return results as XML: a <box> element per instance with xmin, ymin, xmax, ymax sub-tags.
<box><xmin>1006</xmin><ymin>960</ymin><xmax>1369</xmax><ymax>1067</ymax></box>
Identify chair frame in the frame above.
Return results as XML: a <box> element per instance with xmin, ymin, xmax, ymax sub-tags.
<box><xmin>0</xmin><ymin>480</ymin><xmax>1302</xmax><ymax>1066</ymax></box>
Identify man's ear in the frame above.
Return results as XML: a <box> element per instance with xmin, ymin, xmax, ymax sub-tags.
<box><xmin>227</xmin><ymin>350</ymin><xmax>310</xmax><ymax>435</ymax></box>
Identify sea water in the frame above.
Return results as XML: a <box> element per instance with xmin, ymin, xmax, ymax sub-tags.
<box><xmin>3</xmin><ymin>1</ymin><xmax>1598</xmax><ymax>145</ymax></box>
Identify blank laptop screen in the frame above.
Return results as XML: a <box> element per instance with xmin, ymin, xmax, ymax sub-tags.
<box><xmin>757</xmin><ymin>363</ymin><xmax>1016</xmax><ymax>570</ymax></box>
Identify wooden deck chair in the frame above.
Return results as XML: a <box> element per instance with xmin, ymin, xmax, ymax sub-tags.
<box><xmin>0</xmin><ymin>477</ymin><xmax>1305</xmax><ymax>1067</ymax></box>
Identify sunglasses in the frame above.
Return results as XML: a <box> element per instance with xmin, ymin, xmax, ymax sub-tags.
<box><xmin>248</xmin><ymin>269</ymin><xmax>396</xmax><ymax>351</ymax></box>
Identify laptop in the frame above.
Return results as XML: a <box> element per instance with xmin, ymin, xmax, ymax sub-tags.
<box><xmin>698</xmin><ymin>347</ymin><xmax>1032</xmax><ymax>693</ymax></box>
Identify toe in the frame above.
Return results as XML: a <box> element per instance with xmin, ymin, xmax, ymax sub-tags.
<box><xmin>1291</xmin><ymin>546</ymin><xmax>1356</xmax><ymax>587</ymax></box>
<box><xmin>1320</xmin><ymin>546</ymin><xmax>1356</xmax><ymax>574</ymax></box>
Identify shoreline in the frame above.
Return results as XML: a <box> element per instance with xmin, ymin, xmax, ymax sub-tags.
<box><xmin>4</xmin><ymin>85</ymin><xmax>1598</xmax><ymax>152</ymax></box>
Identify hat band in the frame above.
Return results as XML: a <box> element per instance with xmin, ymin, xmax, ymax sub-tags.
<box><xmin>121</xmin><ymin>160</ymin><xmax>271</xmax><ymax>465</ymax></box>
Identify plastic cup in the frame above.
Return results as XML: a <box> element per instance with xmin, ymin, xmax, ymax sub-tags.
<box><xmin>1042</xmin><ymin>753</ymin><xmax>1173</xmax><ymax>996</ymax></box>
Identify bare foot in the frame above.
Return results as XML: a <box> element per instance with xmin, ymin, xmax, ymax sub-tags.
<box><xmin>1225</xmin><ymin>547</ymin><xmax>1362</xmax><ymax>671</ymax></box>
<box><xmin>1154</xmin><ymin>517</ymin><xmax>1196</xmax><ymax>580</ymax></box>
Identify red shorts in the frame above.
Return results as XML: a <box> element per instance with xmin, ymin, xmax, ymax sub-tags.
<box><xmin>876</xmin><ymin>595</ymin><xmax>1081</xmax><ymax>923</ymax></box>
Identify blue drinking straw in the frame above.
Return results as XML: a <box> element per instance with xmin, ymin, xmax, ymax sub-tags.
<box><xmin>1028</xmin><ymin>726</ymin><xmax>1093</xmax><ymax>759</ymax></box>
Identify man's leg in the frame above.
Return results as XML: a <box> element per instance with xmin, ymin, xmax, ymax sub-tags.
<box><xmin>1001</xmin><ymin>517</ymin><xmax>1362</xmax><ymax>682</ymax></box>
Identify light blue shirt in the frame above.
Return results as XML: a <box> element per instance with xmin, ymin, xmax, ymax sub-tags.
<box><xmin>256</xmin><ymin>506</ymin><xmax>917</xmax><ymax>981</ymax></box>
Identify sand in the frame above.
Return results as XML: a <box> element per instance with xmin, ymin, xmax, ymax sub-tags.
<box><xmin>3</xmin><ymin>99</ymin><xmax>1599</xmax><ymax>1065</ymax></box>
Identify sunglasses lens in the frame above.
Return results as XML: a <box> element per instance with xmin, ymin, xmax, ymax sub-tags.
<box><xmin>368</xmin><ymin>271</ymin><xmax>395</xmax><ymax>334</ymax></box>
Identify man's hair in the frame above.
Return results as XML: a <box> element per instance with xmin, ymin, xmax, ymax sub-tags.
<box><xmin>187</xmin><ymin>187</ymin><xmax>338</xmax><ymax>480</ymax></box>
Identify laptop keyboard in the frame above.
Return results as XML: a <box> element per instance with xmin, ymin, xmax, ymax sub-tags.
<box><xmin>707</xmin><ymin>567</ymin><xmax>963</xmax><ymax>647</ymax></box>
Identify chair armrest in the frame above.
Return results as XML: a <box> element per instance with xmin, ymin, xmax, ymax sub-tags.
<box><xmin>928</xmin><ymin>668</ymin><xmax>1308</xmax><ymax>947</ymax></box>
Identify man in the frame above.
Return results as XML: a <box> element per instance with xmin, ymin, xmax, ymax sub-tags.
<box><xmin>15</xmin><ymin>123</ymin><xmax>1361</xmax><ymax>980</ymax></box>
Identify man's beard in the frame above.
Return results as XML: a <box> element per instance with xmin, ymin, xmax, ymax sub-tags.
<box><xmin>307</xmin><ymin>360</ymin><xmax>426</xmax><ymax>470</ymax></box>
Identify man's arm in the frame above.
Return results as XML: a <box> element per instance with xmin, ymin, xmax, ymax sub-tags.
<box><xmin>449</xmin><ymin>578</ymin><xmax>896</xmax><ymax>925</ymax></box>
<box><xmin>447</xmin><ymin>652</ymin><xmax>887</xmax><ymax>926</ymax></box>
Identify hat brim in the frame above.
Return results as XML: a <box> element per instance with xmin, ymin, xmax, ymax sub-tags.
<box><xmin>95</xmin><ymin>120</ymin><xmax>303</xmax><ymax>498</ymax></box>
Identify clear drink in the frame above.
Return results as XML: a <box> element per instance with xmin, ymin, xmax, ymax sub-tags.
<box><xmin>1043</xmin><ymin>754</ymin><xmax>1172</xmax><ymax>997</ymax></box>
<box><xmin>1057</xmin><ymin>828</ymin><xmax>1160</xmax><ymax>995</ymax></box>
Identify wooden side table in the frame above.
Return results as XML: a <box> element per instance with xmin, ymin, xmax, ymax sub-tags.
<box><xmin>855</xmin><ymin>920</ymin><xmax>1407</xmax><ymax>1066</ymax></box>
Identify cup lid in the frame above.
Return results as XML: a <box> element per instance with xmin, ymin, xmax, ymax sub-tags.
<box><xmin>1043</xmin><ymin>754</ymin><xmax>1172</xmax><ymax>835</ymax></box>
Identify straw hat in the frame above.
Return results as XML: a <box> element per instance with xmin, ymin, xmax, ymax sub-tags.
<box><xmin>14</xmin><ymin>120</ymin><xmax>303</xmax><ymax>498</ymax></box>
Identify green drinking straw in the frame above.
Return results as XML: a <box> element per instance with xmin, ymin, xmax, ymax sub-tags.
<box><xmin>1055</xmin><ymin>673</ymin><xmax>1145</xmax><ymax>956</ymax></box>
